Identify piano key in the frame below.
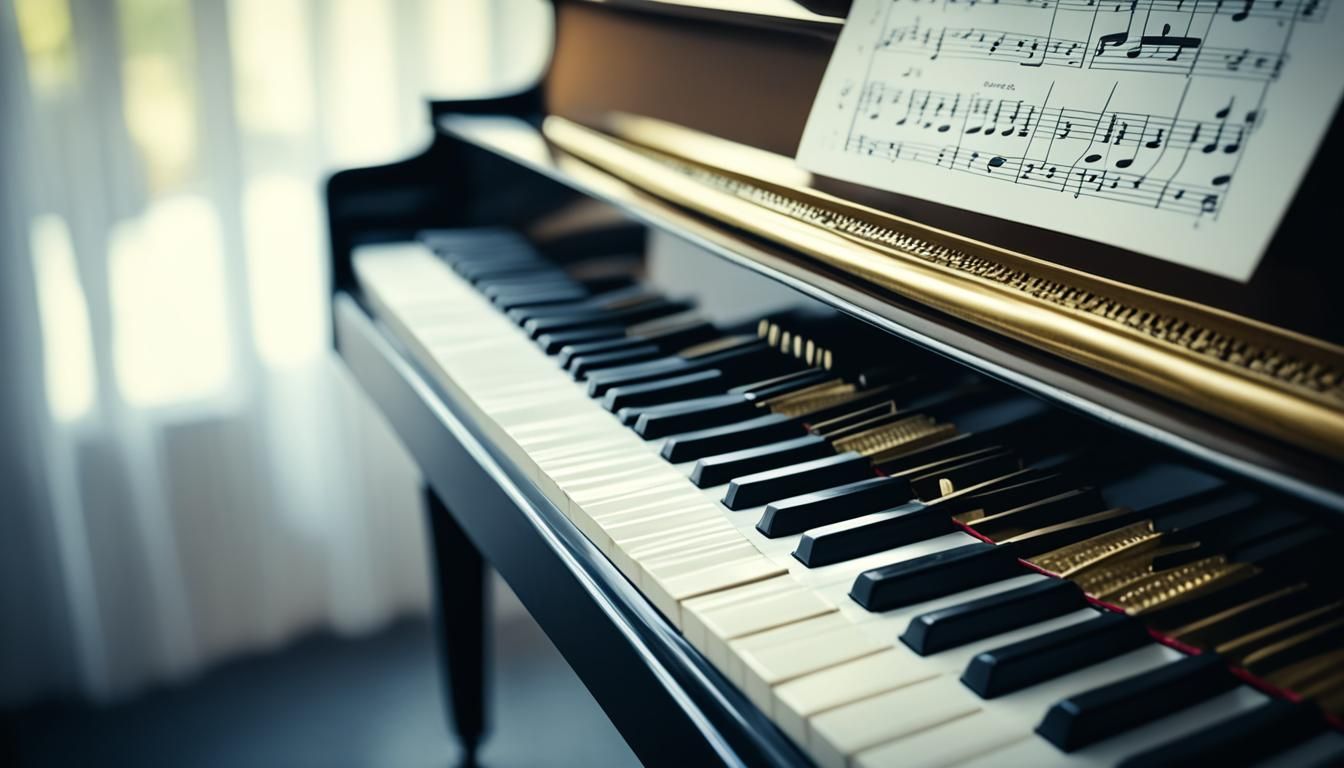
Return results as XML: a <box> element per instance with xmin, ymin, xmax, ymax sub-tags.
<box><xmin>661</xmin><ymin>413</ymin><xmax>808</xmax><ymax>462</ymax></box>
<box><xmin>643</xmin><ymin>554</ymin><xmax>788</xmax><ymax>628</ymax></box>
<box><xmin>849</xmin><ymin>542</ymin><xmax>1021</xmax><ymax>612</ymax></box>
<box><xmin>641</xmin><ymin>540</ymin><xmax>763</xmax><ymax>583</ymax></box>
<box><xmin>537</xmin><ymin>326</ymin><xmax>627</xmax><ymax>353</ymax></box>
<box><xmin>723</xmin><ymin>452</ymin><xmax>874</xmax><ymax>510</ymax></box>
<box><xmin>585</xmin><ymin>340</ymin><xmax>779</xmax><ymax>396</ymax></box>
<box><xmin>569</xmin><ymin>345</ymin><xmax>663</xmax><ymax>379</ymax></box>
<box><xmin>557</xmin><ymin>336</ymin><xmax>651</xmax><ymax>367</ymax></box>
<box><xmin>631</xmin><ymin>393</ymin><xmax>764</xmax><ymax>437</ymax></box>
<box><xmin>771</xmin><ymin>650</ymin><xmax>940</xmax><ymax>747</ymax></box>
<box><xmin>724</xmin><ymin>611</ymin><xmax>853</xmax><ymax>685</ymax></box>
<box><xmin>1113</xmin><ymin>697</ymin><xmax>1324</xmax><ymax>766</ymax></box>
<box><xmin>853</xmin><ymin>710</ymin><xmax>1030</xmax><ymax>768</ymax></box>
<box><xmin>603</xmin><ymin>368</ymin><xmax>729</xmax><ymax>411</ymax></box>
<box><xmin>690</xmin><ymin>434</ymin><xmax>830</xmax><ymax>487</ymax></box>
<box><xmin>794</xmin><ymin>503</ymin><xmax>956</xmax><ymax>568</ymax></box>
<box><xmin>795</xmin><ymin>471</ymin><xmax>1079</xmax><ymax>567</ymax></box>
<box><xmin>627</xmin><ymin>369</ymin><xmax>841</xmax><ymax>434</ymax></box>
<box><xmin>960</xmin><ymin>612</ymin><xmax>1152</xmax><ymax>698</ymax></box>
<box><xmin>757</xmin><ymin>476</ymin><xmax>910</xmax><ymax>538</ymax></box>
<box><xmin>735</xmin><ymin>368</ymin><xmax>840</xmax><ymax>399</ymax></box>
<box><xmin>524</xmin><ymin>298</ymin><xmax>694</xmax><ymax>339</ymax></box>
<box><xmin>685</xmin><ymin>586</ymin><xmax>837</xmax><ymax>669</ymax></box>
<box><xmin>901</xmin><ymin>579</ymin><xmax>1087</xmax><ymax>656</ymax></box>
<box><xmin>988</xmin><ymin>684</ymin><xmax>1275</xmax><ymax>768</ymax></box>
<box><xmin>678</xmin><ymin>575</ymin><xmax>801</xmax><ymax>649</ymax></box>
<box><xmin>492</xmin><ymin>286</ymin><xmax>590</xmax><ymax>310</ymax></box>
<box><xmin>1036</xmin><ymin>652</ymin><xmax>1241</xmax><ymax>751</ymax></box>
<box><xmin>735</xmin><ymin>619</ymin><xmax>888</xmax><ymax>711</ymax></box>
<box><xmin>808</xmin><ymin>676</ymin><xmax>982</xmax><ymax>768</ymax></box>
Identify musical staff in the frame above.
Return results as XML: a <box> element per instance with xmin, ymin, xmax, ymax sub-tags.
<box><xmin>846</xmin><ymin>134</ymin><xmax>1224</xmax><ymax>214</ymax></box>
<box><xmin>859</xmin><ymin>83</ymin><xmax>1256</xmax><ymax>157</ymax></box>
<box><xmin>879</xmin><ymin>21</ymin><xmax>1288</xmax><ymax>81</ymax></box>
<box><xmin>892</xmin><ymin>0</ymin><xmax>1328</xmax><ymax>23</ymax></box>
<box><xmin>849</xmin><ymin>81</ymin><xmax>1244</xmax><ymax>217</ymax></box>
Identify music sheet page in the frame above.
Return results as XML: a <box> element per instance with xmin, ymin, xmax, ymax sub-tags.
<box><xmin>797</xmin><ymin>0</ymin><xmax>1343</xmax><ymax>281</ymax></box>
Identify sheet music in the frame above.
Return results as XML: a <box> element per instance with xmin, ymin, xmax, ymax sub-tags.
<box><xmin>796</xmin><ymin>0</ymin><xmax>1343</xmax><ymax>281</ymax></box>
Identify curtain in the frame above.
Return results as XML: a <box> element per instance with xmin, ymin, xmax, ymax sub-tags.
<box><xmin>1</xmin><ymin>0</ymin><xmax>551</xmax><ymax>704</ymax></box>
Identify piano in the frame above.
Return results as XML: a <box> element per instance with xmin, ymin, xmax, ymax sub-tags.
<box><xmin>324</xmin><ymin>1</ymin><xmax>1344</xmax><ymax>765</ymax></box>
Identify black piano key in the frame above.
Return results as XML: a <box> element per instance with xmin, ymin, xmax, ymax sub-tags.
<box><xmin>795</xmin><ymin>471</ymin><xmax>1078</xmax><ymax>568</ymax></box>
<box><xmin>525</xmin><ymin>299</ymin><xmax>692</xmax><ymax>339</ymax></box>
<box><xmin>661</xmin><ymin>414</ymin><xmax>807</xmax><ymax>463</ymax></box>
<box><xmin>1115</xmin><ymin>699</ymin><xmax>1326</xmax><ymax>767</ymax></box>
<box><xmin>960</xmin><ymin>612</ymin><xmax>1150</xmax><ymax>699</ymax></box>
<box><xmin>722</xmin><ymin>452</ymin><xmax>873</xmax><ymax>510</ymax></box>
<box><xmin>506</xmin><ymin>287</ymin><xmax>652</xmax><ymax>324</ymax></box>
<box><xmin>1036</xmin><ymin>653</ymin><xmax>1240</xmax><ymax>752</ymax></box>
<box><xmin>455</xmin><ymin>256</ymin><xmax>549</xmax><ymax>278</ymax></box>
<box><xmin>901</xmin><ymin>579</ymin><xmax>1087</xmax><ymax>656</ymax></box>
<box><xmin>693</xmin><ymin>435</ymin><xmax>838</xmax><ymax>488</ymax></box>
<box><xmin>633</xmin><ymin>394</ymin><xmax>761</xmax><ymax>438</ymax></box>
<box><xmin>794</xmin><ymin>503</ymin><xmax>951</xmax><ymax>567</ymax></box>
<box><xmin>757</xmin><ymin>476</ymin><xmax>912</xmax><ymax>538</ymax></box>
<box><xmin>586</xmin><ymin>357</ymin><xmax>698</xmax><ymax>396</ymax></box>
<box><xmin>570</xmin><ymin>345</ymin><xmax>663</xmax><ymax>379</ymax></box>
<box><xmin>537</xmin><ymin>326</ymin><xmax>626</xmax><ymax>354</ymax></box>
<box><xmin>586</xmin><ymin>340</ymin><xmax>779</xmax><ymax>397</ymax></box>
<box><xmin>494</xmin><ymin>288</ymin><xmax>590</xmax><ymax>311</ymax></box>
<box><xmin>735</xmin><ymin>368</ymin><xmax>836</xmax><ymax>400</ymax></box>
<box><xmin>603</xmin><ymin>369</ymin><xmax>728</xmax><ymax>412</ymax></box>
<box><xmin>849</xmin><ymin>542</ymin><xmax>1021</xmax><ymax>612</ymax></box>
<box><xmin>906</xmin><ymin>450</ymin><xmax>1022</xmax><ymax>500</ymax></box>
<box><xmin>557</xmin><ymin>337</ymin><xmax>650</xmax><ymax>368</ymax></box>
<box><xmin>559</xmin><ymin>324</ymin><xmax>720</xmax><ymax>370</ymax></box>
<box><xmin>467</xmin><ymin>265</ymin><xmax>567</xmax><ymax>285</ymax></box>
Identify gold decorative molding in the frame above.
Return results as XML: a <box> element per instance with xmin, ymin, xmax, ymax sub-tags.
<box><xmin>543</xmin><ymin>115</ymin><xmax>1344</xmax><ymax>459</ymax></box>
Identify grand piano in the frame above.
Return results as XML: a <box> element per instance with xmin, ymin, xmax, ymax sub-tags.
<box><xmin>324</xmin><ymin>1</ymin><xmax>1344</xmax><ymax>765</ymax></box>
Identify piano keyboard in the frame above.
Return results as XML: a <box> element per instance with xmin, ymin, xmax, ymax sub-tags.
<box><xmin>353</xmin><ymin>231</ymin><xmax>1344</xmax><ymax>768</ymax></box>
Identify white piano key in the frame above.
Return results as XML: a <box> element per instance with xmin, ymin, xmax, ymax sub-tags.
<box><xmin>679</xmin><ymin>576</ymin><xmax>801</xmax><ymax>649</ymax></box>
<box><xmin>854</xmin><ymin>710</ymin><xmax>1030</xmax><ymax>768</ymax></box>
<box><xmin>808</xmin><ymin>676</ymin><xmax>982</xmax><ymax>768</ymax></box>
<box><xmin>644</xmin><ymin>555</ymin><xmax>788</xmax><ymax>628</ymax></box>
<box><xmin>640</xmin><ymin>540</ymin><xmax>762</xmax><ymax>582</ymax></box>
<box><xmin>724</xmin><ymin>612</ymin><xmax>853</xmax><ymax>686</ymax></box>
<box><xmin>738</xmin><ymin>623</ymin><xmax>889</xmax><ymax>713</ymax></box>
<box><xmin>688</xmin><ymin>588</ymin><xmax>837</xmax><ymax>672</ymax></box>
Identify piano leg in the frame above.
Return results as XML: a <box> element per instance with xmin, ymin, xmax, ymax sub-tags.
<box><xmin>423</xmin><ymin>486</ymin><xmax>488</xmax><ymax>762</ymax></box>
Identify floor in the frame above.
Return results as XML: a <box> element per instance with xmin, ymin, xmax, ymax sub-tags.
<box><xmin>7</xmin><ymin>582</ymin><xmax>641</xmax><ymax>768</ymax></box>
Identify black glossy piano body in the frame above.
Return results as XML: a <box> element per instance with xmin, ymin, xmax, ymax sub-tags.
<box><xmin>325</xmin><ymin>2</ymin><xmax>1344</xmax><ymax>765</ymax></box>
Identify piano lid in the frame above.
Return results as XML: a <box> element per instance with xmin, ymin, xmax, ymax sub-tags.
<box><xmin>484</xmin><ymin>0</ymin><xmax>1344</xmax><ymax>459</ymax></box>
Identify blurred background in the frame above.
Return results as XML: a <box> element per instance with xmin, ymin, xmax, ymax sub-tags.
<box><xmin>1</xmin><ymin>0</ymin><xmax>636</xmax><ymax>765</ymax></box>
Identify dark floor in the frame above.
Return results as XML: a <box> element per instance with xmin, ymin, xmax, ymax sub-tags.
<box><xmin>7</xmin><ymin>593</ymin><xmax>641</xmax><ymax>767</ymax></box>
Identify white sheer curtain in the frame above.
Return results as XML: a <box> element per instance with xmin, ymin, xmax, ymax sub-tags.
<box><xmin>1</xmin><ymin>0</ymin><xmax>551</xmax><ymax>704</ymax></box>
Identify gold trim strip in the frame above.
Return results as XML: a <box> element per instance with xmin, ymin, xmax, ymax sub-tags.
<box><xmin>543</xmin><ymin>116</ymin><xmax>1344</xmax><ymax>459</ymax></box>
